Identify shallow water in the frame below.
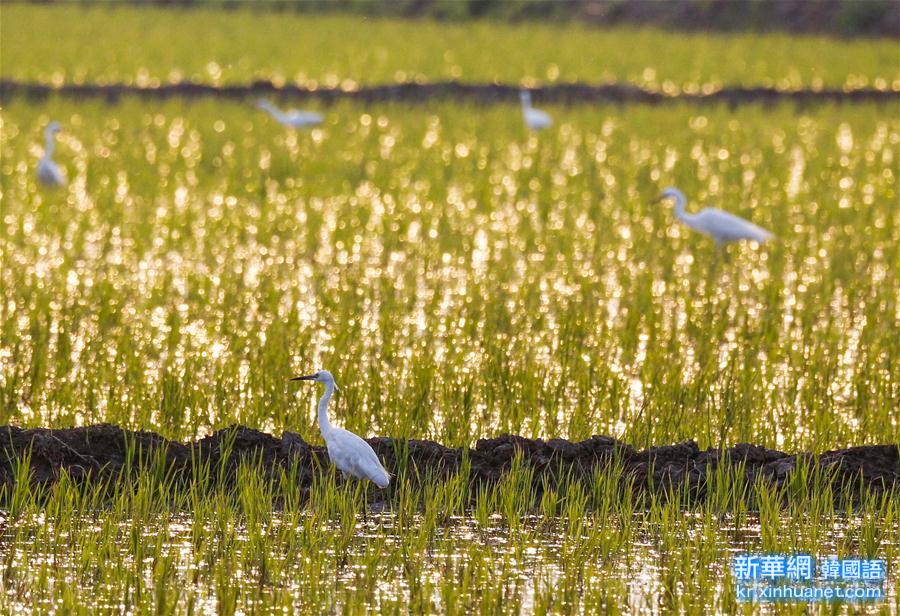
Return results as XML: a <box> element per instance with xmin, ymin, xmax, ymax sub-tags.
<box><xmin>0</xmin><ymin>510</ymin><xmax>895</xmax><ymax>613</ymax></box>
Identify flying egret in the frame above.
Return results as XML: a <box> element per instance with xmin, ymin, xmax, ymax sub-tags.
<box><xmin>256</xmin><ymin>99</ymin><xmax>324</xmax><ymax>129</ymax></box>
<box><xmin>291</xmin><ymin>370</ymin><xmax>390</xmax><ymax>489</ymax></box>
<box><xmin>520</xmin><ymin>90</ymin><xmax>552</xmax><ymax>131</ymax></box>
<box><xmin>656</xmin><ymin>187</ymin><xmax>774</xmax><ymax>246</ymax></box>
<box><xmin>37</xmin><ymin>121</ymin><xmax>66</xmax><ymax>188</ymax></box>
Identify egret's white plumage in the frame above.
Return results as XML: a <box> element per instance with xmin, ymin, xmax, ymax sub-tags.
<box><xmin>292</xmin><ymin>370</ymin><xmax>390</xmax><ymax>488</ymax></box>
<box><xmin>37</xmin><ymin>121</ymin><xmax>66</xmax><ymax>188</ymax></box>
<box><xmin>257</xmin><ymin>99</ymin><xmax>324</xmax><ymax>129</ymax></box>
<box><xmin>520</xmin><ymin>91</ymin><xmax>552</xmax><ymax>131</ymax></box>
<box><xmin>658</xmin><ymin>187</ymin><xmax>774</xmax><ymax>245</ymax></box>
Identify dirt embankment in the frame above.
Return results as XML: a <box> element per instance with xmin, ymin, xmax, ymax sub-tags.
<box><xmin>1</xmin><ymin>80</ymin><xmax>897</xmax><ymax>108</ymax></box>
<box><xmin>0</xmin><ymin>425</ymin><xmax>896</xmax><ymax>504</ymax></box>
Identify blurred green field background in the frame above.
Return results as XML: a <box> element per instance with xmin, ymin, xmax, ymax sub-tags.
<box><xmin>2</xmin><ymin>4</ymin><xmax>899</xmax><ymax>89</ymax></box>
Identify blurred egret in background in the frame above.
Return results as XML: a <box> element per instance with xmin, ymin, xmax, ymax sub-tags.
<box><xmin>520</xmin><ymin>90</ymin><xmax>552</xmax><ymax>131</ymax></box>
<box><xmin>291</xmin><ymin>370</ymin><xmax>390</xmax><ymax>489</ymax></box>
<box><xmin>656</xmin><ymin>187</ymin><xmax>774</xmax><ymax>246</ymax></box>
<box><xmin>256</xmin><ymin>99</ymin><xmax>324</xmax><ymax>129</ymax></box>
<box><xmin>37</xmin><ymin>121</ymin><xmax>65</xmax><ymax>188</ymax></box>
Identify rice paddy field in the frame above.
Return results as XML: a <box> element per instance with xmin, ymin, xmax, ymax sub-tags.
<box><xmin>1</xmin><ymin>4</ymin><xmax>898</xmax><ymax>614</ymax></box>
<box><xmin>3</xmin><ymin>4</ymin><xmax>900</xmax><ymax>90</ymax></box>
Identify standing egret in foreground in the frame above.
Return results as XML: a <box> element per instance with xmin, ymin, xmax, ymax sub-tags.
<box><xmin>656</xmin><ymin>187</ymin><xmax>774</xmax><ymax>246</ymax></box>
<box><xmin>292</xmin><ymin>370</ymin><xmax>390</xmax><ymax>489</ymax></box>
<box><xmin>256</xmin><ymin>99</ymin><xmax>324</xmax><ymax>129</ymax></box>
<box><xmin>37</xmin><ymin>121</ymin><xmax>66</xmax><ymax>188</ymax></box>
<box><xmin>520</xmin><ymin>90</ymin><xmax>552</xmax><ymax>131</ymax></box>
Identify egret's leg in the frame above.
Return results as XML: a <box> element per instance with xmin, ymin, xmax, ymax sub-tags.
<box><xmin>707</xmin><ymin>248</ymin><xmax>722</xmax><ymax>278</ymax></box>
<box><xmin>357</xmin><ymin>480</ymin><xmax>368</xmax><ymax>525</ymax></box>
<box><xmin>711</xmin><ymin>241</ymin><xmax>730</xmax><ymax>270</ymax></box>
<box><xmin>717</xmin><ymin>240</ymin><xmax>733</xmax><ymax>262</ymax></box>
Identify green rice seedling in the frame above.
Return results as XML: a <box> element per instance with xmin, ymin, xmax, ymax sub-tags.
<box><xmin>756</xmin><ymin>476</ymin><xmax>784</xmax><ymax>553</ymax></box>
<box><xmin>472</xmin><ymin>483</ymin><xmax>496</xmax><ymax>531</ymax></box>
<box><xmin>427</xmin><ymin>457</ymin><xmax>470</xmax><ymax>524</ymax></box>
<box><xmin>390</xmin><ymin>472</ymin><xmax>420</xmax><ymax>534</ymax></box>
<box><xmin>539</xmin><ymin>477</ymin><xmax>561</xmax><ymax>525</ymax></box>
<box><xmin>496</xmin><ymin>453</ymin><xmax>536</xmax><ymax>530</ymax></box>
<box><xmin>5</xmin><ymin>454</ymin><xmax>35</xmax><ymax>520</ymax></box>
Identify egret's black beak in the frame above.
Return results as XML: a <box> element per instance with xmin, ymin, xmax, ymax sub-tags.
<box><xmin>290</xmin><ymin>374</ymin><xmax>317</xmax><ymax>381</ymax></box>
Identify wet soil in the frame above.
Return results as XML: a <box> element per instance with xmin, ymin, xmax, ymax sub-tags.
<box><xmin>1</xmin><ymin>80</ymin><xmax>897</xmax><ymax>108</ymax></box>
<box><xmin>0</xmin><ymin>425</ymin><xmax>896</xmax><ymax>504</ymax></box>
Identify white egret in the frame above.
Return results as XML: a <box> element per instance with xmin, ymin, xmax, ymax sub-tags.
<box><xmin>520</xmin><ymin>90</ymin><xmax>552</xmax><ymax>131</ymax></box>
<box><xmin>291</xmin><ymin>370</ymin><xmax>390</xmax><ymax>489</ymax></box>
<box><xmin>256</xmin><ymin>99</ymin><xmax>324</xmax><ymax>129</ymax></box>
<box><xmin>37</xmin><ymin>121</ymin><xmax>66</xmax><ymax>188</ymax></box>
<box><xmin>656</xmin><ymin>187</ymin><xmax>774</xmax><ymax>246</ymax></box>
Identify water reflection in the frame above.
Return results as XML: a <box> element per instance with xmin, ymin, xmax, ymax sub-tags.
<box><xmin>0</xmin><ymin>511</ymin><xmax>894</xmax><ymax>613</ymax></box>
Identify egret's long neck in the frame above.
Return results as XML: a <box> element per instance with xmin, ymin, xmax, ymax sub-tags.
<box><xmin>521</xmin><ymin>96</ymin><xmax>532</xmax><ymax>110</ymax></box>
<box><xmin>672</xmin><ymin>192</ymin><xmax>689</xmax><ymax>222</ymax></box>
<box><xmin>259</xmin><ymin>101</ymin><xmax>279</xmax><ymax>118</ymax></box>
<box><xmin>44</xmin><ymin>131</ymin><xmax>56</xmax><ymax>157</ymax></box>
<box><xmin>317</xmin><ymin>383</ymin><xmax>334</xmax><ymax>435</ymax></box>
